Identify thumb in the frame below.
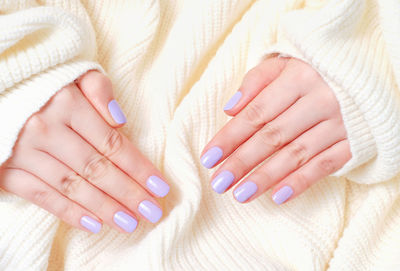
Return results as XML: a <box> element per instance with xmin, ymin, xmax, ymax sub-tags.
<box><xmin>75</xmin><ymin>70</ymin><xmax>126</xmax><ymax>127</ymax></box>
<box><xmin>223</xmin><ymin>56</ymin><xmax>289</xmax><ymax>116</ymax></box>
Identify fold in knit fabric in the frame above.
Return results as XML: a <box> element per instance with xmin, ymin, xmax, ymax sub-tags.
<box><xmin>0</xmin><ymin>0</ymin><xmax>400</xmax><ymax>270</ymax></box>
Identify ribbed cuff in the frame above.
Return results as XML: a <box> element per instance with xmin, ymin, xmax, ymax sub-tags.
<box><xmin>0</xmin><ymin>59</ymin><xmax>104</xmax><ymax>166</ymax></box>
<box><xmin>268</xmin><ymin>1</ymin><xmax>400</xmax><ymax>184</ymax></box>
<box><xmin>263</xmin><ymin>40</ymin><xmax>377</xmax><ymax>178</ymax></box>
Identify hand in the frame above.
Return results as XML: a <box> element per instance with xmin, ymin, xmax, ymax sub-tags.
<box><xmin>200</xmin><ymin>57</ymin><xmax>351</xmax><ymax>204</ymax></box>
<box><xmin>0</xmin><ymin>71</ymin><xmax>170</xmax><ymax>234</ymax></box>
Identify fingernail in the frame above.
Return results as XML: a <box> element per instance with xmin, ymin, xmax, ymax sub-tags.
<box><xmin>113</xmin><ymin>211</ymin><xmax>138</xmax><ymax>233</ymax></box>
<box><xmin>138</xmin><ymin>200</ymin><xmax>163</xmax><ymax>223</ymax></box>
<box><xmin>234</xmin><ymin>181</ymin><xmax>258</xmax><ymax>203</ymax></box>
<box><xmin>211</xmin><ymin>171</ymin><xmax>234</xmax><ymax>194</ymax></box>
<box><xmin>224</xmin><ymin>91</ymin><xmax>242</xmax><ymax>111</ymax></box>
<box><xmin>146</xmin><ymin>176</ymin><xmax>170</xmax><ymax>197</ymax></box>
<box><xmin>200</xmin><ymin>147</ymin><xmax>223</xmax><ymax>169</ymax></box>
<box><xmin>108</xmin><ymin>99</ymin><xmax>127</xmax><ymax>124</ymax></box>
<box><xmin>272</xmin><ymin>185</ymin><xmax>293</xmax><ymax>205</ymax></box>
<box><xmin>80</xmin><ymin>216</ymin><xmax>102</xmax><ymax>234</ymax></box>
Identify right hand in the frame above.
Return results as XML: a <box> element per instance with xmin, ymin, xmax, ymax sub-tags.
<box><xmin>0</xmin><ymin>71</ymin><xmax>170</xmax><ymax>234</ymax></box>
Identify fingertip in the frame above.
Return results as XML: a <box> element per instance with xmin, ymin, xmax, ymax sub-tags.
<box><xmin>223</xmin><ymin>91</ymin><xmax>243</xmax><ymax>114</ymax></box>
<box><xmin>108</xmin><ymin>99</ymin><xmax>127</xmax><ymax>125</ymax></box>
<box><xmin>76</xmin><ymin>70</ymin><xmax>125</xmax><ymax>128</ymax></box>
<box><xmin>200</xmin><ymin>146</ymin><xmax>223</xmax><ymax>169</ymax></box>
<box><xmin>271</xmin><ymin>185</ymin><xmax>294</xmax><ymax>205</ymax></box>
<box><xmin>233</xmin><ymin>181</ymin><xmax>258</xmax><ymax>203</ymax></box>
<box><xmin>80</xmin><ymin>215</ymin><xmax>102</xmax><ymax>234</ymax></box>
<box><xmin>146</xmin><ymin>175</ymin><xmax>170</xmax><ymax>198</ymax></box>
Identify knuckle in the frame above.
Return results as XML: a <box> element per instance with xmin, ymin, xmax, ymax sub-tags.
<box><xmin>60</xmin><ymin>173</ymin><xmax>84</xmax><ymax>197</ymax></box>
<box><xmin>318</xmin><ymin>93</ymin><xmax>338</xmax><ymax>115</ymax></box>
<box><xmin>58</xmin><ymin>202</ymin><xmax>76</xmax><ymax>223</ymax></box>
<box><xmin>343</xmin><ymin>141</ymin><xmax>352</xmax><ymax>160</ymax></box>
<box><xmin>288</xmin><ymin>143</ymin><xmax>308</xmax><ymax>168</ymax></box>
<box><xmin>243</xmin><ymin>67</ymin><xmax>263</xmax><ymax>84</ymax></box>
<box><xmin>243</xmin><ymin>102</ymin><xmax>266</xmax><ymax>129</ymax></box>
<box><xmin>230</xmin><ymin>155</ymin><xmax>250</xmax><ymax>173</ymax></box>
<box><xmin>258</xmin><ymin>124</ymin><xmax>283</xmax><ymax>149</ymax></box>
<box><xmin>319</xmin><ymin>95</ymin><xmax>332</xmax><ymax>109</ymax></box>
<box><xmin>84</xmin><ymin>72</ymin><xmax>112</xmax><ymax>95</ymax></box>
<box><xmin>82</xmin><ymin>155</ymin><xmax>110</xmax><ymax>181</ymax></box>
<box><xmin>317</xmin><ymin>158</ymin><xmax>337</xmax><ymax>175</ymax></box>
<box><xmin>327</xmin><ymin>98</ymin><xmax>341</xmax><ymax>116</ymax></box>
<box><xmin>91</xmin><ymin>195</ymin><xmax>109</xmax><ymax>215</ymax></box>
<box><xmin>256</xmin><ymin>170</ymin><xmax>273</xmax><ymax>184</ymax></box>
<box><xmin>53</xmin><ymin>85</ymin><xmax>79</xmax><ymax>107</ymax></box>
<box><xmin>25</xmin><ymin>114</ymin><xmax>48</xmax><ymax>134</ymax></box>
<box><xmin>295</xmin><ymin>172</ymin><xmax>310</xmax><ymax>190</ymax></box>
<box><xmin>102</xmin><ymin>129</ymin><xmax>123</xmax><ymax>157</ymax></box>
<box><xmin>32</xmin><ymin>190</ymin><xmax>51</xmax><ymax>207</ymax></box>
<box><xmin>294</xmin><ymin>65</ymin><xmax>319</xmax><ymax>83</ymax></box>
<box><xmin>120</xmin><ymin>186</ymin><xmax>142</xmax><ymax>208</ymax></box>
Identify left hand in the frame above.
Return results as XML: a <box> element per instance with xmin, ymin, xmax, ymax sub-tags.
<box><xmin>200</xmin><ymin>57</ymin><xmax>352</xmax><ymax>205</ymax></box>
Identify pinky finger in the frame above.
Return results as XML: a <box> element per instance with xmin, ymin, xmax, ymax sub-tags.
<box><xmin>0</xmin><ymin>168</ymin><xmax>103</xmax><ymax>234</ymax></box>
<box><xmin>271</xmin><ymin>139</ymin><xmax>351</xmax><ymax>205</ymax></box>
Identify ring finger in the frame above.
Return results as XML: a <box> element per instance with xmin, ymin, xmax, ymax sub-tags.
<box><xmin>232</xmin><ymin>118</ymin><xmax>347</xmax><ymax>203</ymax></box>
<box><xmin>270</xmin><ymin>139</ymin><xmax>351</xmax><ymax>204</ymax></box>
<box><xmin>11</xmin><ymin>149</ymin><xmax>139</xmax><ymax>233</ymax></box>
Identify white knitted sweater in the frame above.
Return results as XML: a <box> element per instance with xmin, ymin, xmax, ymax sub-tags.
<box><xmin>1</xmin><ymin>0</ymin><xmax>400</xmax><ymax>270</ymax></box>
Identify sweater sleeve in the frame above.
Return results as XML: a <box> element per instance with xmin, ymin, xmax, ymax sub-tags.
<box><xmin>265</xmin><ymin>0</ymin><xmax>400</xmax><ymax>184</ymax></box>
<box><xmin>0</xmin><ymin>4</ymin><xmax>104</xmax><ymax>166</ymax></box>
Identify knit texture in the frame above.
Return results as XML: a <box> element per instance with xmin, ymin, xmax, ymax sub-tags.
<box><xmin>1</xmin><ymin>0</ymin><xmax>400</xmax><ymax>270</ymax></box>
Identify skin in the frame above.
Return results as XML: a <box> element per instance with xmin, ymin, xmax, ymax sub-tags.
<box><xmin>202</xmin><ymin>57</ymin><xmax>352</xmax><ymax>204</ymax></box>
<box><xmin>0</xmin><ymin>71</ymin><xmax>168</xmax><ymax>234</ymax></box>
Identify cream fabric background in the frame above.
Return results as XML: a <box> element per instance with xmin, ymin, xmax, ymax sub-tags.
<box><xmin>1</xmin><ymin>0</ymin><xmax>400</xmax><ymax>270</ymax></box>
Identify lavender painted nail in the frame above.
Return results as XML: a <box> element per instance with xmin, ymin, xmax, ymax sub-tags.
<box><xmin>80</xmin><ymin>216</ymin><xmax>102</xmax><ymax>234</ymax></box>
<box><xmin>224</xmin><ymin>91</ymin><xmax>242</xmax><ymax>111</ymax></box>
<box><xmin>234</xmin><ymin>181</ymin><xmax>258</xmax><ymax>203</ymax></box>
<box><xmin>113</xmin><ymin>211</ymin><xmax>138</xmax><ymax>233</ymax></box>
<box><xmin>200</xmin><ymin>147</ymin><xmax>223</xmax><ymax>169</ymax></box>
<box><xmin>211</xmin><ymin>171</ymin><xmax>234</xmax><ymax>194</ymax></box>
<box><xmin>146</xmin><ymin>176</ymin><xmax>170</xmax><ymax>197</ymax></box>
<box><xmin>272</xmin><ymin>186</ymin><xmax>294</xmax><ymax>205</ymax></box>
<box><xmin>138</xmin><ymin>200</ymin><xmax>163</xmax><ymax>223</ymax></box>
<box><xmin>108</xmin><ymin>99</ymin><xmax>127</xmax><ymax>124</ymax></box>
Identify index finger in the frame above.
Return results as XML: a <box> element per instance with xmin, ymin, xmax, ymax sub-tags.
<box><xmin>76</xmin><ymin>70</ymin><xmax>127</xmax><ymax>128</ymax></box>
<box><xmin>65</xmin><ymin>84</ymin><xmax>170</xmax><ymax>198</ymax></box>
<box><xmin>200</xmin><ymin>69</ymin><xmax>301</xmax><ymax>169</ymax></box>
<box><xmin>223</xmin><ymin>56</ymin><xmax>288</xmax><ymax>116</ymax></box>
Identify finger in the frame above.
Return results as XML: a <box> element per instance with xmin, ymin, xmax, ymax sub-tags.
<box><xmin>37</xmin><ymin>125</ymin><xmax>163</xmax><ymax>224</ymax></box>
<box><xmin>200</xmin><ymin>68</ymin><xmax>301</xmax><ymax>169</ymax></box>
<box><xmin>10</xmin><ymin>148</ymin><xmax>139</xmax><ymax>233</ymax></box>
<box><xmin>75</xmin><ymin>70</ymin><xmax>127</xmax><ymax>127</ymax></box>
<box><xmin>210</xmin><ymin>91</ymin><xmax>339</xmax><ymax>193</ymax></box>
<box><xmin>229</xmin><ymin>119</ymin><xmax>346</xmax><ymax>202</ymax></box>
<box><xmin>223</xmin><ymin>56</ymin><xmax>288</xmax><ymax>115</ymax></box>
<box><xmin>64</xmin><ymin>84</ymin><xmax>169</xmax><ymax>198</ymax></box>
<box><xmin>271</xmin><ymin>139</ymin><xmax>351</xmax><ymax>205</ymax></box>
<box><xmin>0</xmin><ymin>168</ymin><xmax>103</xmax><ymax>234</ymax></box>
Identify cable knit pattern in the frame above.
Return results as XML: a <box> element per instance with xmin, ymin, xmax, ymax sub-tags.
<box><xmin>1</xmin><ymin>0</ymin><xmax>400</xmax><ymax>270</ymax></box>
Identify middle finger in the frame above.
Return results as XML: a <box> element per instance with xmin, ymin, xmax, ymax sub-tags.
<box><xmin>200</xmin><ymin>71</ymin><xmax>301</xmax><ymax>169</ymax></box>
